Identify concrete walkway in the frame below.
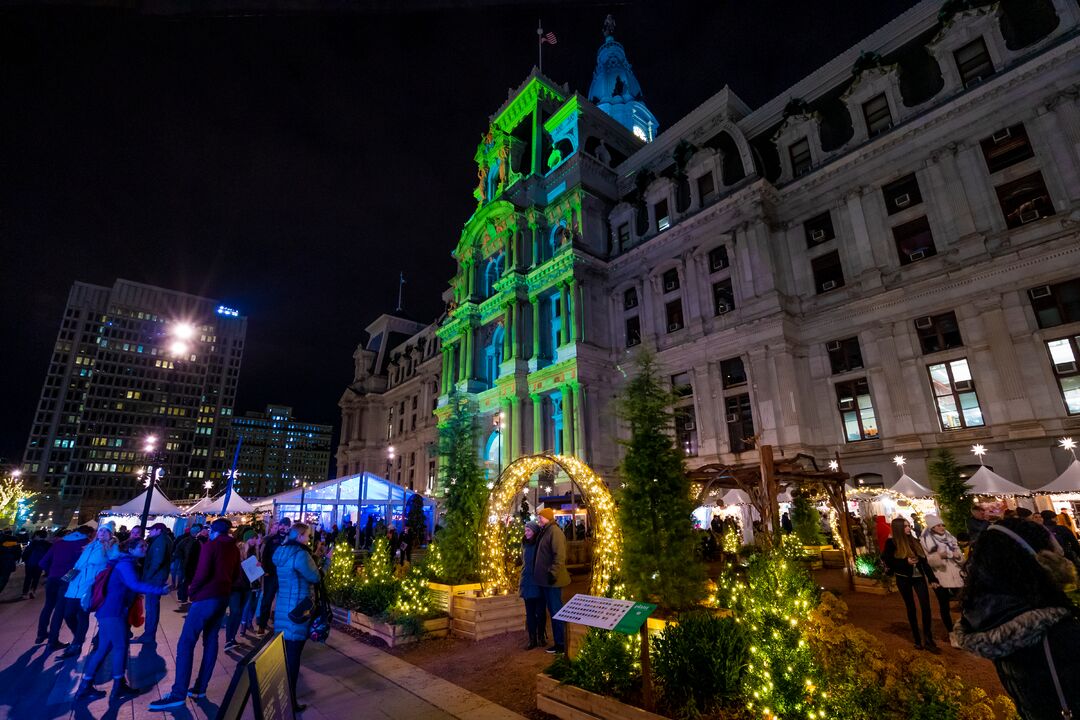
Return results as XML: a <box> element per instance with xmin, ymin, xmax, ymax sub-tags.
<box><xmin>0</xmin><ymin>567</ymin><xmax>523</xmax><ymax>720</ymax></box>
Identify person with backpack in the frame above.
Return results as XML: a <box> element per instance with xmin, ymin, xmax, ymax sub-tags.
<box><xmin>73</xmin><ymin>539</ymin><xmax>170</xmax><ymax>701</ymax></box>
<box><xmin>131</xmin><ymin>522</ymin><xmax>172</xmax><ymax>644</ymax></box>
<box><xmin>273</xmin><ymin>522</ymin><xmax>322</xmax><ymax>713</ymax></box>
<box><xmin>58</xmin><ymin>524</ymin><xmax>115</xmax><ymax>659</ymax></box>
<box><xmin>21</xmin><ymin>529</ymin><xmax>51</xmax><ymax>599</ymax></box>
<box><xmin>38</xmin><ymin>526</ymin><xmax>91</xmax><ymax>648</ymax></box>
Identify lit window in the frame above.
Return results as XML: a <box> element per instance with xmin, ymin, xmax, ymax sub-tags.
<box><xmin>725</xmin><ymin>394</ymin><xmax>755</xmax><ymax>452</ymax></box>
<box><xmin>893</xmin><ymin>216</ymin><xmax>936</xmax><ymax>265</ymax></box>
<box><xmin>665</xmin><ymin>300</ymin><xmax>684</xmax><ymax>333</ymax></box>
<box><xmin>980</xmin><ymin>124</ymin><xmax>1034</xmax><ymax>173</ymax></box>
<box><xmin>928</xmin><ymin>358</ymin><xmax>985</xmax><ymax>430</ymax></box>
<box><xmin>835</xmin><ymin>378</ymin><xmax>879</xmax><ymax>441</ymax></box>
<box><xmin>1045</xmin><ymin>336</ymin><xmax>1080</xmax><ymax>415</ymax></box>
<box><xmin>655</xmin><ymin>199</ymin><xmax>671</xmax><ymax>232</ymax></box>
<box><xmin>995</xmin><ymin>172</ymin><xmax>1054</xmax><ymax>228</ymax></box>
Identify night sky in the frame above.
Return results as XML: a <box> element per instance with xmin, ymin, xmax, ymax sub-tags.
<box><xmin>1</xmin><ymin>0</ymin><xmax>919</xmax><ymax>467</ymax></box>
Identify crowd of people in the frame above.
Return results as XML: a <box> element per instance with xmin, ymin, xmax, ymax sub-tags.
<box><xmin>0</xmin><ymin>515</ymin><xmax>327</xmax><ymax>713</ymax></box>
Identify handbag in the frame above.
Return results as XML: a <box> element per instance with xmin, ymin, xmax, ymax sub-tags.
<box><xmin>308</xmin><ymin>580</ymin><xmax>332</xmax><ymax>643</ymax></box>
<box><xmin>128</xmin><ymin>595</ymin><xmax>145</xmax><ymax>627</ymax></box>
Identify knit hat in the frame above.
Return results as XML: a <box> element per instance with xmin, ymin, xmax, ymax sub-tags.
<box><xmin>242</xmin><ymin>529</ymin><xmax>257</xmax><ymax>542</ymax></box>
<box><xmin>525</xmin><ymin>522</ymin><xmax>541</xmax><ymax>536</ymax></box>
<box><xmin>538</xmin><ymin>508</ymin><xmax>555</xmax><ymax>523</ymax></box>
<box><xmin>210</xmin><ymin>518</ymin><xmax>232</xmax><ymax>535</ymax></box>
<box><xmin>923</xmin><ymin>514</ymin><xmax>943</xmax><ymax>530</ymax></box>
<box><xmin>99</xmin><ymin>521</ymin><xmax>116</xmax><ymax>534</ymax></box>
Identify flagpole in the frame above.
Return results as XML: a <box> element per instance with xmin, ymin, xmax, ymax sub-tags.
<box><xmin>537</xmin><ymin>20</ymin><xmax>543</xmax><ymax>72</ymax></box>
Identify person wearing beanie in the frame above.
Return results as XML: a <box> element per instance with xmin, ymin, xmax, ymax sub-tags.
<box><xmin>57</xmin><ymin>524</ymin><xmax>115</xmax><ymax>659</ymax></box>
<box><xmin>920</xmin><ymin>514</ymin><xmax>963</xmax><ymax>635</ymax></box>
<box><xmin>533</xmin><ymin>509</ymin><xmax>570</xmax><ymax>654</ymax></box>
<box><xmin>519</xmin><ymin>522</ymin><xmax>547</xmax><ymax>650</ymax></box>
<box><xmin>150</xmin><ymin>518</ymin><xmax>240</xmax><ymax>709</ymax></box>
<box><xmin>132</xmin><ymin>522</ymin><xmax>173</xmax><ymax>645</ymax></box>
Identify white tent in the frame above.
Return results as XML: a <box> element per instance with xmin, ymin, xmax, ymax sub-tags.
<box><xmin>722</xmin><ymin>489</ymin><xmax>753</xmax><ymax>506</ymax></box>
<box><xmin>1036</xmin><ymin>460</ymin><xmax>1080</xmax><ymax>494</ymax></box>
<box><xmin>108</xmin><ymin>486</ymin><xmax>183</xmax><ymax>516</ymax></box>
<box><xmin>195</xmin><ymin>493</ymin><xmax>257</xmax><ymax>515</ymax></box>
<box><xmin>890</xmin><ymin>473</ymin><xmax>935</xmax><ymax>499</ymax></box>
<box><xmin>186</xmin><ymin>497</ymin><xmax>211</xmax><ymax>516</ymax></box>
<box><xmin>966</xmin><ymin>466</ymin><xmax>1031</xmax><ymax>497</ymax></box>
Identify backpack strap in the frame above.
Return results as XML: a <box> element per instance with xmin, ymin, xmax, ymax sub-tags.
<box><xmin>1043</xmin><ymin>634</ymin><xmax>1073</xmax><ymax>719</ymax></box>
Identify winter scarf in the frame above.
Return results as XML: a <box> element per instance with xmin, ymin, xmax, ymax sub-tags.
<box><xmin>952</xmin><ymin>603</ymin><xmax>1072</xmax><ymax>659</ymax></box>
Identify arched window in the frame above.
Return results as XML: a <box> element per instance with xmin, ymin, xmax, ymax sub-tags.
<box><xmin>484</xmin><ymin>253</ymin><xmax>505</xmax><ymax>297</ymax></box>
<box><xmin>484</xmin><ymin>325</ymin><xmax>505</xmax><ymax>386</ymax></box>
<box><xmin>486</xmin><ymin>160</ymin><xmax>501</xmax><ymax>201</ymax></box>
<box><xmin>484</xmin><ymin>429</ymin><xmax>501</xmax><ymax>481</ymax></box>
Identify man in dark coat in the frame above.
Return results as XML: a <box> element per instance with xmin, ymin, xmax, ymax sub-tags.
<box><xmin>1041</xmin><ymin>510</ymin><xmax>1080</xmax><ymax>566</ymax></box>
<box><xmin>21</xmin><ymin>529</ymin><xmax>50</xmax><ymax>599</ymax></box>
<box><xmin>256</xmin><ymin>517</ymin><xmax>290</xmax><ymax>633</ymax></box>
<box><xmin>0</xmin><ymin>530</ymin><xmax>22</xmax><ymax>595</ymax></box>
<box><xmin>533</xmin><ymin>509</ymin><xmax>571</xmax><ymax>655</ymax></box>
<box><xmin>173</xmin><ymin>523</ymin><xmax>203</xmax><ymax>612</ymax></box>
<box><xmin>38</xmin><ymin>526</ymin><xmax>91</xmax><ymax>646</ymax></box>
<box><xmin>133</xmin><ymin>522</ymin><xmax>173</xmax><ymax>643</ymax></box>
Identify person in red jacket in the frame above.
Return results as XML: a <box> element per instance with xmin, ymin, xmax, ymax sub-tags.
<box><xmin>149</xmin><ymin>518</ymin><xmax>240</xmax><ymax>710</ymax></box>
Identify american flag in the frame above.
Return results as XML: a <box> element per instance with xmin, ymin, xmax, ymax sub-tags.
<box><xmin>540</xmin><ymin>31</ymin><xmax>557</xmax><ymax>45</ymax></box>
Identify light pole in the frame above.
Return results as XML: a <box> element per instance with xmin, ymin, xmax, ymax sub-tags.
<box><xmin>297</xmin><ymin>478</ymin><xmax>311</xmax><ymax>523</ymax></box>
<box><xmin>139</xmin><ymin>435</ymin><xmax>159</xmax><ymax>530</ymax></box>
<box><xmin>386</xmin><ymin>445</ymin><xmax>395</xmax><ymax>482</ymax></box>
<box><xmin>493</xmin><ymin>412</ymin><xmax>504</xmax><ymax>480</ymax></box>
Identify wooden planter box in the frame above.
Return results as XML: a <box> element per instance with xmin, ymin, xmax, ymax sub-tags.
<box><xmin>451</xmin><ymin>592</ymin><xmax>524</xmax><ymax>641</ymax></box>
<box><xmin>536</xmin><ymin>672</ymin><xmax>667</xmax><ymax>720</ymax></box>
<box><xmin>427</xmin><ymin>582</ymin><xmax>483</xmax><ymax>616</ymax></box>
<box><xmin>852</xmin><ymin>575</ymin><xmax>893</xmax><ymax>595</ymax></box>
<box><xmin>332</xmin><ymin>605</ymin><xmax>450</xmax><ymax>646</ymax></box>
<box><xmin>821</xmin><ymin>549</ymin><xmax>847</xmax><ymax>569</ymax></box>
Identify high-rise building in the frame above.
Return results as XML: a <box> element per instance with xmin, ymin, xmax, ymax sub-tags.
<box><xmin>231</xmin><ymin>404</ymin><xmax>332</xmax><ymax>498</ymax></box>
<box><xmin>343</xmin><ymin>2</ymin><xmax>1080</xmax><ymax>493</ymax></box>
<box><xmin>21</xmin><ymin>279</ymin><xmax>247</xmax><ymax>522</ymax></box>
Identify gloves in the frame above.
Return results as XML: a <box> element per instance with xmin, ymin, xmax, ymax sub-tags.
<box><xmin>547</xmin><ymin>572</ymin><xmax>556</xmax><ymax>585</ymax></box>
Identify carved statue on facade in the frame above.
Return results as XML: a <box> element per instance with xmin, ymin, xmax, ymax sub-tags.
<box><xmin>603</xmin><ymin>14</ymin><xmax>616</xmax><ymax>38</ymax></box>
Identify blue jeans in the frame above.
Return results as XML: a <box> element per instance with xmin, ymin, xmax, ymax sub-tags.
<box><xmin>541</xmin><ymin>586</ymin><xmax>565</xmax><ymax>648</ymax></box>
<box><xmin>59</xmin><ymin>597</ymin><xmax>89</xmax><ymax>647</ymax></box>
<box><xmin>83</xmin><ymin>616</ymin><xmax>128</xmax><ymax>681</ymax></box>
<box><xmin>143</xmin><ymin>593</ymin><xmax>161</xmax><ymax>639</ymax></box>
<box><xmin>226</xmin><ymin>587</ymin><xmax>249</xmax><ymax>642</ymax></box>
<box><xmin>171</xmin><ymin>597</ymin><xmax>228</xmax><ymax>696</ymax></box>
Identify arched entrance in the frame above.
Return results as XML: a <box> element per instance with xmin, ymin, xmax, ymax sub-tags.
<box><xmin>480</xmin><ymin>453</ymin><xmax>620</xmax><ymax>596</ymax></box>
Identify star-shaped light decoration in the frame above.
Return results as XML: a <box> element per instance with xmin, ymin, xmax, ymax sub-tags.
<box><xmin>828</xmin><ymin>460</ymin><xmax>840</xmax><ymax>472</ymax></box>
<box><xmin>892</xmin><ymin>455</ymin><xmax>906</xmax><ymax>469</ymax></box>
<box><xmin>971</xmin><ymin>444</ymin><xmax>987</xmax><ymax>464</ymax></box>
<box><xmin>1059</xmin><ymin>437</ymin><xmax>1078</xmax><ymax>461</ymax></box>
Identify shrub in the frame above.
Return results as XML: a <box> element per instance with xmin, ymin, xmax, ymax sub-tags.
<box><xmin>549</xmin><ymin>629</ymin><xmax>640</xmax><ymax>701</ymax></box>
<box><xmin>349</xmin><ymin>581</ymin><xmax>399</xmax><ymax>617</ymax></box>
<box><xmin>929</xmin><ymin>449</ymin><xmax>972</xmax><ymax>538</ymax></box>
<box><xmin>790</xmin><ymin>491</ymin><xmax>825</xmax><ymax>545</ymax></box>
<box><xmin>653</xmin><ymin>611</ymin><xmax>749</xmax><ymax>719</ymax></box>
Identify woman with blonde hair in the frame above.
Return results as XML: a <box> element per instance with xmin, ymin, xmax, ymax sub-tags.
<box><xmin>883</xmin><ymin>516</ymin><xmax>941</xmax><ymax>650</ymax></box>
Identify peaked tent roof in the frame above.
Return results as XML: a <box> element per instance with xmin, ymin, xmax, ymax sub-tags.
<box><xmin>197</xmin><ymin>493</ymin><xmax>257</xmax><ymax>515</ymax></box>
<box><xmin>890</xmin><ymin>473</ymin><xmax>935</xmax><ymax>498</ymax></box>
<box><xmin>1036</xmin><ymin>459</ymin><xmax>1080</xmax><ymax>494</ymax></box>
<box><xmin>185</xmin><ymin>497</ymin><xmax>211</xmax><ymax>516</ymax></box>
<box><xmin>966</xmin><ymin>466</ymin><xmax>1032</xmax><ymax>497</ymax></box>
<box><xmin>108</xmin><ymin>486</ymin><xmax>184</xmax><ymax>517</ymax></box>
<box><xmin>722</xmin><ymin>489</ymin><xmax>753</xmax><ymax>506</ymax></box>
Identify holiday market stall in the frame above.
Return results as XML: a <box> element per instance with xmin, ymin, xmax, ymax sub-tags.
<box><xmin>1033</xmin><ymin>439</ymin><xmax>1080</xmax><ymax>525</ymax></box>
<box><xmin>98</xmin><ymin>486</ymin><xmax>186</xmax><ymax>532</ymax></box>
<box><xmin>963</xmin><ymin>445</ymin><xmax>1033</xmax><ymax>515</ymax></box>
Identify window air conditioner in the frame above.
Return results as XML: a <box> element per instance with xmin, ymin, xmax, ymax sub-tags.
<box><xmin>1055</xmin><ymin>361</ymin><xmax>1078</xmax><ymax>375</ymax></box>
<box><xmin>726</xmin><ymin>413</ymin><xmax>740</xmax><ymax>423</ymax></box>
<box><xmin>1019</xmin><ymin>209</ymin><xmax>1041</xmax><ymax>224</ymax></box>
<box><xmin>1029</xmin><ymin>286</ymin><xmax>1052</xmax><ymax>300</ymax></box>
<box><xmin>665</xmin><ymin>280</ymin><xmax>677</xmax><ymax>291</ymax></box>
<box><xmin>954</xmin><ymin>379</ymin><xmax>974</xmax><ymax>391</ymax></box>
<box><xmin>909</xmin><ymin>250</ymin><xmax>926</xmax><ymax>262</ymax></box>
<box><xmin>668</xmin><ymin>323</ymin><xmax>681</xmax><ymax>332</ymax></box>
<box><xmin>991</xmin><ymin>128</ymin><xmax>1012</xmax><ymax>144</ymax></box>
<box><xmin>826</xmin><ymin>340</ymin><xmax>843</xmax><ymax>352</ymax></box>
<box><xmin>684</xmin><ymin>420</ymin><xmax>696</xmax><ymax>430</ymax></box>
<box><xmin>716</xmin><ymin>303</ymin><xmax>730</xmax><ymax>315</ymax></box>
<box><xmin>838</xmin><ymin>399</ymin><xmax>855</xmax><ymax>411</ymax></box>
<box><xmin>915</xmin><ymin>316</ymin><xmax>934</xmax><ymax>330</ymax></box>
<box><xmin>822</xmin><ymin>280</ymin><xmax>838</xmax><ymax>292</ymax></box>
<box><xmin>810</xmin><ymin>228</ymin><xmax>826</xmax><ymax>242</ymax></box>
<box><xmin>964</xmin><ymin>75</ymin><xmax>983</xmax><ymax>89</ymax></box>
<box><xmin>894</xmin><ymin>193</ymin><xmax>911</xmax><ymax>208</ymax></box>
<box><xmin>712</xmin><ymin>257</ymin><xmax>728</xmax><ymax>271</ymax></box>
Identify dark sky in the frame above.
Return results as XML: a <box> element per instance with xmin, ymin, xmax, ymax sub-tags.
<box><xmin>1</xmin><ymin>0</ymin><xmax>919</xmax><ymax>466</ymax></box>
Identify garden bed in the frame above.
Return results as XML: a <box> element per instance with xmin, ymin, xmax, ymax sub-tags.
<box><xmin>427</xmin><ymin>581</ymin><xmax>483</xmax><ymax>615</ymax></box>
<box><xmin>852</xmin><ymin>575</ymin><xmax>894</xmax><ymax>595</ymax></box>
<box><xmin>451</xmin><ymin>592</ymin><xmax>524</xmax><ymax>641</ymax></box>
<box><xmin>536</xmin><ymin>672</ymin><xmax>667</xmax><ymax>720</ymax></box>
<box><xmin>331</xmin><ymin>605</ymin><xmax>449</xmax><ymax>646</ymax></box>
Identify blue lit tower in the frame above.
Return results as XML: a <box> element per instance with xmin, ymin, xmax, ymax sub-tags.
<box><xmin>588</xmin><ymin>15</ymin><xmax>659</xmax><ymax>142</ymax></box>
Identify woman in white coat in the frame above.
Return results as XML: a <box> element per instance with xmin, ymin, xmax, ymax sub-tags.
<box><xmin>920</xmin><ymin>514</ymin><xmax>963</xmax><ymax>638</ymax></box>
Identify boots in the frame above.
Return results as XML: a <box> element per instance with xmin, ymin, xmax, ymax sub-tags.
<box><xmin>74</xmin><ymin>680</ymin><xmax>106</xmax><ymax>701</ymax></box>
<box><xmin>524</xmin><ymin>630</ymin><xmax>538</xmax><ymax>650</ymax></box>
<box><xmin>112</xmin><ymin>678</ymin><xmax>140</xmax><ymax>700</ymax></box>
<box><xmin>537</xmin><ymin>631</ymin><xmax>548</xmax><ymax>649</ymax></box>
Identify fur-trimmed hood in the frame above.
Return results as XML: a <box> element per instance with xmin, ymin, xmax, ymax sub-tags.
<box><xmin>952</xmin><ymin>603</ymin><xmax>1072</xmax><ymax>659</ymax></box>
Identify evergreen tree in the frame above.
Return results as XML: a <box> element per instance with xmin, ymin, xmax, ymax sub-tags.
<box><xmin>406</xmin><ymin>493</ymin><xmax>427</xmax><ymax>548</ymax></box>
<box><xmin>789</xmin><ymin>491</ymin><xmax>824</xmax><ymax>545</ymax></box>
<box><xmin>616</xmin><ymin>352</ymin><xmax>704</xmax><ymax>610</ymax></box>
<box><xmin>929</xmin><ymin>448</ymin><xmax>972</xmax><ymax>536</ymax></box>
<box><xmin>435</xmin><ymin>396</ymin><xmax>487</xmax><ymax>583</ymax></box>
<box><xmin>325</xmin><ymin>541</ymin><xmax>356</xmax><ymax>607</ymax></box>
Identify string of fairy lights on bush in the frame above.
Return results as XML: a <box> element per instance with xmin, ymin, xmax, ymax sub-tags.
<box><xmin>479</xmin><ymin>453</ymin><xmax>622</xmax><ymax>597</ymax></box>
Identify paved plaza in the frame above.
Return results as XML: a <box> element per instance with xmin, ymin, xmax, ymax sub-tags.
<box><xmin>0</xmin><ymin>568</ymin><xmax>523</xmax><ymax>720</ymax></box>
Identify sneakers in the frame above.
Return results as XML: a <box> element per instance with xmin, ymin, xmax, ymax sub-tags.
<box><xmin>130</xmin><ymin>634</ymin><xmax>155</xmax><ymax>645</ymax></box>
<box><xmin>46</xmin><ymin>641</ymin><xmax>69</xmax><ymax>652</ymax></box>
<box><xmin>545</xmin><ymin>645</ymin><xmax>566</xmax><ymax>654</ymax></box>
<box><xmin>112</xmin><ymin>680</ymin><xmax>140</xmax><ymax>700</ymax></box>
<box><xmin>187</xmin><ymin>688</ymin><xmax>207</xmax><ymax>699</ymax></box>
<box><xmin>148</xmin><ymin>693</ymin><xmax>188</xmax><ymax>710</ymax></box>
<box><xmin>74</xmin><ymin>682</ymin><xmax>106</xmax><ymax>701</ymax></box>
<box><xmin>223</xmin><ymin>639</ymin><xmax>238</xmax><ymax>651</ymax></box>
<box><xmin>58</xmin><ymin>645</ymin><xmax>82</xmax><ymax>659</ymax></box>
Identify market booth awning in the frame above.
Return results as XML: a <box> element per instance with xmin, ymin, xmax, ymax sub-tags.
<box><xmin>1036</xmin><ymin>460</ymin><xmax>1080</xmax><ymax>494</ymax></box>
<box><xmin>966</xmin><ymin>466</ymin><xmax>1031</xmax><ymax>496</ymax></box>
<box><xmin>108</xmin><ymin>486</ymin><xmax>184</xmax><ymax>517</ymax></box>
<box><xmin>890</xmin><ymin>473</ymin><xmax>935</xmax><ymax>499</ymax></box>
<box><xmin>188</xmin><ymin>492</ymin><xmax>257</xmax><ymax>515</ymax></box>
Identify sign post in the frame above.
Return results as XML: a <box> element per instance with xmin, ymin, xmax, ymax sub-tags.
<box><xmin>553</xmin><ymin>594</ymin><xmax>658</xmax><ymax>710</ymax></box>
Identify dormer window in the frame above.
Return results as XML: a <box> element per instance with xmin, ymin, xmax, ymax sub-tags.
<box><xmin>623</xmin><ymin>287</ymin><xmax>639</xmax><ymax>310</ymax></box>
<box><xmin>882</xmin><ymin>174</ymin><xmax>923</xmax><ymax>215</ymax></box>
<box><xmin>655</xmin><ymin>199</ymin><xmax>671</xmax><ymax>232</ymax></box>
<box><xmin>954</xmin><ymin>37</ymin><xmax>994</xmax><ymax>87</ymax></box>
<box><xmin>789</xmin><ymin>138</ymin><xmax>812</xmax><ymax>177</ymax></box>
<box><xmin>862</xmin><ymin>94</ymin><xmax>892</xmax><ymax>136</ymax></box>
<box><xmin>662</xmin><ymin>268</ymin><xmax>680</xmax><ymax>293</ymax></box>
<box><xmin>696</xmin><ymin>172</ymin><xmax>716</xmax><ymax>203</ymax></box>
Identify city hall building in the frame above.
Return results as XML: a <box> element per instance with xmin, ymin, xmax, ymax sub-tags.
<box><xmin>338</xmin><ymin>0</ymin><xmax>1080</xmax><ymax>495</ymax></box>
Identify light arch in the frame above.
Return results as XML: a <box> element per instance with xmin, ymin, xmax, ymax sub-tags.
<box><xmin>480</xmin><ymin>453</ymin><xmax>621</xmax><ymax>597</ymax></box>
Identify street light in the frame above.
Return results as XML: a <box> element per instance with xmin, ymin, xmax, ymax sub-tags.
<box><xmin>138</xmin><ymin>434</ymin><xmax>160</xmax><ymax>530</ymax></box>
<box><xmin>493</xmin><ymin>412</ymin><xmax>505</xmax><ymax>480</ymax></box>
<box><xmin>297</xmin><ymin>478</ymin><xmax>311</xmax><ymax>522</ymax></box>
<box><xmin>386</xmin><ymin>445</ymin><xmax>395</xmax><ymax>482</ymax></box>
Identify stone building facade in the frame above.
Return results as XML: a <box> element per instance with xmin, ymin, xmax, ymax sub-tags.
<box><xmin>344</xmin><ymin>1</ymin><xmax>1080</xmax><ymax>495</ymax></box>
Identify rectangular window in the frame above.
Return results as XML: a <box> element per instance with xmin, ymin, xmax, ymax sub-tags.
<box><xmin>675</xmin><ymin>405</ymin><xmax>699</xmax><ymax>457</ymax></box>
<box><xmin>617</xmin><ymin>223</ymin><xmax>630</xmax><ymax>248</ymax></box>
<box><xmin>655</xmin><ymin>199</ymin><xmax>671</xmax><ymax>232</ymax></box>
<box><xmin>928</xmin><ymin>358</ymin><xmax>985</xmax><ymax>430</ymax></box>
<box><xmin>623</xmin><ymin>287</ymin><xmax>639</xmax><ymax>310</ymax></box>
<box><xmin>893</xmin><ymin>216</ymin><xmax>936</xmax><ymax>264</ymax></box>
<box><xmin>1029</xmin><ymin>277</ymin><xmax>1080</xmax><ymax>329</ymax></box>
<box><xmin>707</xmin><ymin>245</ymin><xmax>729</xmax><ymax>272</ymax></box>
<box><xmin>804</xmin><ymin>211</ymin><xmax>835</xmax><ymax>247</ymax></box>
<box><xmin>882</xmin><ymin>173</ymin><xmax>923</xmax><ymax>215</ymax></box>
<box><xmin>811</xmin><ymin>250</ymin><xmax>845</xmax><ymax>293</ymax></box>
<box><xmin>954</xmin><ymin>37</ymin><xmax>994</xmax><ymax>88</ymax></box>
<box><xmin>671</xmin><ymin>371</ymin><xmax>693</xmax><ymax>397</ymax></box>
<box><xmin>1046</xmin><ymin>336</ymin><xmax>1080</xmax><ymax>414</ymax></box>
<box><xmin>789</xmin><ymin>138</ymin><xmax>812</xmax><ymax>177</ymax></box>
<box><xmin>827</xmin><ymin>337</ymin><xmax>864</xmax><ymax>374</ymax></box>
<box><xmin>662</xmin><ymin>268</ymin><xmax>680</xmax><ymax>293</ymax></box>
<box><xmin>915</xmin><ymin>311</ymin><xmax>963</xmax><ymax>354</ymax></box>
<box><xmin>665</xmin><ymin>300</ymin><xmax>684</xmax><ymax>333</ymax></box>
<box><xmin>725</xmin><ymin>394</ymin><xmax>755</xmax><ymax>452</ymax></box>
<box><xmin>836</xmin><ymin>378</ymin><xmax>879</xmax><ymax>441</ymax></box>
<box><xmin>713</xmin><ymin>279</ymin><xmax>735</xmax><ymax>315</ymax></box>
<box><xmin>995</xmin><ymin>171</ymin><xmax>1055</xmax><ymax>228</ymax></box>
<box><xmin>980</xmin><ymin>124</ymin><xmax>1035</xmax><ymax>173</ymax></box>
<box><xmin>625</xmin><ymin>316</ymin><xmax>641</xmax><ymax>348</ymax></box>
<box><xmin>862</xmin><ymin>93</ymin><xmax>892</xmax><ymax>136</ymax></box>
<box><xmin>696</xmin><ymin>172</ymin><xmax>716</xmax><ymax>203</ymax></box>
<box><xmin>720</xmin><ymin>357</ymin><xmax>746</xmax><ymax>389</ymax></box>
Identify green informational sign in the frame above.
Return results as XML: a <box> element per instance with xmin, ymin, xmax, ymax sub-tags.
<box><xmin>553</xmin><ymin>594</ymin><xmax>656</xmax><ymax>634</ymax></box>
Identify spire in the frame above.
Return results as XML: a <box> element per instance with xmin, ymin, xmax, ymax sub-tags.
<box><xmin>587</xmin><ymin>15</ymin><xmax>659</xmax><ymax>142</ymax></box>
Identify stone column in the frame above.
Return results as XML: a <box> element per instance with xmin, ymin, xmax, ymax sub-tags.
<box><xmin>567</xmin><ymin>279</ymin><xmax>578</xmax><ymax>343</ymax></box>
<box><xmin>466</xmin><ymin>260</ymin><xmax>476</xmax><ymax>299</ymax></box>
<box><xmin>502</xmin><ymin>305</ymin><xmax>512</xmax><ymax>359</ymax></box>
<box><xmin>681</xmin><ymin>253</ymin><xmax>703</xmax><ymax>326</ymax></box>
<box><xmin>532</xmin><ymin>296</ymin><xmax>541</xmax><ymax>359</ymax></box>
<box><xmin>560</xmin><ymin>386</ymin><xmax>573</xmax><ymax>456</ymax></box>
<box><xmin>464</xmin><ymin>328</ymin><xmax>474</xmax><ymax>380</ymax></box>
<box><xmin>440</xmin><ymin>350</ymin><xmax>449</xmax><ymax>394</ymax></box>
<box><xmin>499</xmin><ymin>397</ymin><xmax>512</xmax><ymax>469</ymax></box>
<box><xmin>572</xmin><ymin>383</ymin><xmax>584</xmax><ymax>459</ymax></box>
<box><xmin>531</xmin><ymin>393</ymin><xmax>543</xmax><ymax>454</ymax></box>
<box><xmin>510</xmin><ymin>396</ymin><xmax>522</xmax><ymax>460</ymax></box>
<box><xmin>560</xmin><ymin>283</ymin><xmax>570</xmax><ymax>346</ymax></box>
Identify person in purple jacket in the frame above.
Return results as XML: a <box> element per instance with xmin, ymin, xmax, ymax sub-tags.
<box><xmin>37</xmin><ymin>526</ymin><xmax>91</xmax><ymax>649</ymax></box>
<box><xmin>73</xmin><ymin>538</ymin><xmax>169</xmax><ymax>701</ymax></box>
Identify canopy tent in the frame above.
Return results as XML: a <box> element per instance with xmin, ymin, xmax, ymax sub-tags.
<box><xmin>98</xmin><ymin>486</ymin><xmax>186</xmax><ymax>531</ymax></box>
<box><xmin>890</xmin><ymin>473</ymin><xmax>935</xmax><ymax>499</ymax></box>
<box><xmin>1036</xmin><ymin>460</ymin><xmax>1080</xmax><ymax>494</ymax></box>
<box><xmin>721</xmin><ymin>489</ymin><xmax>753</xmax><ymax>506</ymax></box>
<box><xmin>189</xmin><ymin>492</ymin><xmax>257</xmax><ymax>516</ymax></box>
<box><xmin>966</xmin><ymin>466</ymin><xmax>1032</xmax><ymax>497</ymax></box>
<box><xmin>253</xmin><ymin>472</ymin><xmax>438</xmax><ymax>540</ymax></box>
<box><xmin>186</xmin><ymin>496</ymin><xmax>211</xmax><ymax>516</ymax></box>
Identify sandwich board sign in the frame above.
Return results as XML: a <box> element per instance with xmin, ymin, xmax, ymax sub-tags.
<box><xmin>552</xmin><ymin>594</ymin><xmax>656</xmax><ymax>634</ymax></box>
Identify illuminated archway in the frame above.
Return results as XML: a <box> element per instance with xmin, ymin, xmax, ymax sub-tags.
<box><xmin>480</xmin><ymin>453</ymin><xmax>621</xmax><ymax>597</ymax></box>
